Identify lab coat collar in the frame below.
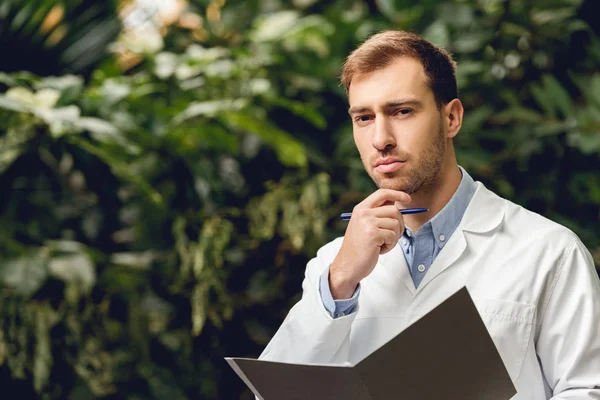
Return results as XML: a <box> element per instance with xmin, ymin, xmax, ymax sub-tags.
<box><xmin>378</xmin><ymin>181</ymin><xmax>506</xmax><ymax>295</ymax></box>
<box><xmin>414</xmin><ymin>181</ymin><xmax>506</xmax><ymax>293</ymax></box>
<box><xmin>460</xmin><ymin>182</ymin><xmax>506</xmax><ymax>234</ymax></box>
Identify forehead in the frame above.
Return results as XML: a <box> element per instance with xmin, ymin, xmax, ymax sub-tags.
<box><xmin>348</xmin><ymin>57</ymin><xmax>434</xmax><ymax>108</ymax></box>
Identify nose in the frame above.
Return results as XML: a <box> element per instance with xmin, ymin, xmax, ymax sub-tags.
<box><xmin>372</xmin><ymin>115</ymin><xmax>396</xmax><ymax>152</ymax></box>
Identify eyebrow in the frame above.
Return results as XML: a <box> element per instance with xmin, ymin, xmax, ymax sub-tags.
<box><xmin>348</xmin><ymin>98</ymin><xmax>423</xmax><ymax>115</ymax></box>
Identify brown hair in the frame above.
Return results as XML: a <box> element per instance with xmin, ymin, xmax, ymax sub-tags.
<box><xmin>340</xmin><ymin>30</ymin><xmax>458</xmax><ymax>107</ymax></box>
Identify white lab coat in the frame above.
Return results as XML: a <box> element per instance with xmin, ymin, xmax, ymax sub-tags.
<box><xmin>259</xmin><ymin>182</ymin><xmax>600</xmax><ymax>399</ymax></box>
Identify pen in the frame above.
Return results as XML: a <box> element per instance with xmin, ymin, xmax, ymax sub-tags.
<box><xmin>340</xmin><ymin>208</ymin><xmax>429</xmax><ymax>221</ymax></box>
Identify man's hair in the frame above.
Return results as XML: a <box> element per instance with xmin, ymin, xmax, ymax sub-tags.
<box><xmin>340</xmin><ymin>30</ymin><xmax>458</xmax><ymax>107</ymax></box>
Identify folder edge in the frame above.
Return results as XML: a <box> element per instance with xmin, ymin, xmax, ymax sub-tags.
<box><xmin>225</xmin><ymin>357</ymin><xmax>265</xmax><ymax>400</ymax></box>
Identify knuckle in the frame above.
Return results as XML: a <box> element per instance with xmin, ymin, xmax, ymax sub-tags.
<box><xmin>365</xmin><ymin>225</ymin><xmax>378</xmax><ymax>238</ymax></box>
<box><xmin>356</xmin><ymin>208</ymin><xmax>369</xmax><ymax>218</ymax></box>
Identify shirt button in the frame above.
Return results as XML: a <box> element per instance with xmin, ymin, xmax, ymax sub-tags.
<box><xmin>417</xmin><ymin>264</ymin><xmax>426</xmax><ymax>273</ymax></box>
<box><xmin>406</xmin><ymin>229</ymin><xmax>412</xmax><ymax>237</ymax></box>
<box><xmin>439</xmin><ymin>234</ymin><xmax>446</xmax><ymax>242</ymax></box>
<box><xmin>401</xmin><ymin>238</ymin><xmax>408</xmax><ymax>246</ymax></box>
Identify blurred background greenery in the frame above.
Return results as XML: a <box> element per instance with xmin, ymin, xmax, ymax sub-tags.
<box><xmin>0</xmin><ymin>0</ymin><xmax>598</xmax><ymax>398</ymax></box>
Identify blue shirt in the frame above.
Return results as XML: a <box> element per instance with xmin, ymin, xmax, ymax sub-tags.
<box><xmin>320</xmin><ymin>166</ymin><xmax>477</xmax><ymax>318</ymax></box>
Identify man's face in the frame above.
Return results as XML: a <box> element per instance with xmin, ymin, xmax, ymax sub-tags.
<box><xmin>348</xmin><ymin>57</ymin><xmax>447</xmax><ymax>194</ymax></box>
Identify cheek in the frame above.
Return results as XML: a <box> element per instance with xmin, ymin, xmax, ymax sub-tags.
<box><xmin>353</xmin><ymin>129</ymin><xmax>371</xmax><ymax>154</ymax></box>
<box><xmin>399</xmin><ymin>118</ymin><xmax>439</xmax><ymax>147</ymax></box>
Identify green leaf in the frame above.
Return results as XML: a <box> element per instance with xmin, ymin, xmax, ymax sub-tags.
<box><xmin>374</xmin><ymin>0</ymin><xmax>400</xmax><ymax>21</ymax></box>
<box><xmin>439</xmin><ymin>3</ymin><xmax>474</xmax><ymax>28</ymax></box>
<box><xmin>266</xmin><ymin>96</ymin><xmax>327</xmax><ymax>129</ymax></box>
<box><xmin>542</xmin><ymin>75</ymin><xmax>573</xmax><ymax>118</ymax></box>
<box><xmin>48</xmin><ymin>253</ymin><xmax>96</xmax><ymax>301</ymax></box>
<box><xmin>460</xmin><ymin>105</ymin><xmax>494</xmax><ymax>137</ymax></box>
<box><xmin>531</xmin><ymin>82</ymin><xmax>556</xmax><ymax>118</ymax></box>
<box><xmin>452</xmin><ymin>32</ymin><xmax>490</xmax><ymax>53</ymax></box>
<box><xmin>0</xmin><ymin>127</ymin><xmax>36</xmax><ymax>174</ymax></box>
<box><xmin>223</xmin><ymin>111</ymin><xmax>307</xmax><ymax>167</ymax></box>
<box><xmin>35</xmin><ymin>75</ymin><xmax>84</xmax><ymax>106</ymax></box>
<box><xmin>281</xmin><ymin>15</ymin><xmax>335</xmax><ymax>57</ymax></box>
<box><xmin>0</xmin><ymin>93</ymin><xmax>32</xmax><ymax>113</ymax></box>
<box><xmin>534</xmin><ymin>121</ymin><xmax>570</xmax><ymax>136</ymax></box>
<box><xmin>35</xmin><ymin>75</ymin><xmax>84</xmax><ymax>92</ymax></box>
<box><xmin>154</xmin><ymin>52</ymin><xmax>179</xmax><ymax>79</ymax></box>
<box><xmin>110</xmin><ymin>251</ymin><xmax>156</xmax><ymax>270</ymax></box>
<box><xmin>35</xmin><ymin>105</ymin><xmax>81</xmax><ymax>137</ymax></box>
<box><xmin>0</xmin><ymin>72</ymin><xmax>18</xmax><ymax>87</ymax></box>
<box><xmin>172</xmin><ymin>99</ymin><xmax>247</xmax><ymax>125</ymax></box>
<box><xmin>250</xmin><ymin>11</ymin><xmax>301</xmax><ymax>42</ymax></box>
<box><xmin>0</xmin><ymin>250</ymin><xmax>48</xmax><ymax>297</ymax></box>
<box><xmin>567</xmin><ymin>131</ymin><xmax>600</xmax><ymax>154</ymax></box>
<box><xmin>422</xmin><ymin>20</ymin><xmax>450</xmax><ymax>49</ymax></box>
<box><xmin>247</xmin><ymin>188</ymin><xmax>282</xmax><ymax>241</ymax></box>
<box><xmin>531</xmin><ymin>7</ymin><xmax>577</xmax><ymax>26</ymax></box>
<box><xmin>191</xmin><ymin>283</ymin><xmax>208</xmax><ymax>336</ymax></box>
<box><xmin>196</xmin><ymin>217</ymin><xmax>234</xmax><ymax>276</ymax></box>
<box><xmin>494</xmin><ymin>107</ymin><xmax>544</xmax><ymax>124</ymax></box>
<box><xmin>67</xmin><ymin>137</ymin><xmax>165</xmax><ymax>207</ymax></box>
<box><xmin>501</xmin><ymin>22</ymin><xmax>529</xmax><ymax>37</ymax></box>
<box><xmin>32</xmin><ymin>302</ymin><xmax>59</xmax><ymax>394</ymax></box>
<box><xmin>76</xmin><ymin>117</ymin><xmax>141</xmax><ymax>155</ymax></box>
<box><xmin>579</xmin><ymin>74</ymin><xmax>600</xmax><ymax>107</ymax></box>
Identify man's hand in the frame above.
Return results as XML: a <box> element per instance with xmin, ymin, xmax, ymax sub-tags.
<box><xmin>330</xmin><ymin>189</ymin><xmax>411</xmax><ymax>299</ymax></box>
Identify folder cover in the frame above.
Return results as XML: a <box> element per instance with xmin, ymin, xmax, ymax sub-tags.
<box><xmin>226</xmin><ymin>287</ymin><xmax>516</xmax><ymax>400</ymax></box>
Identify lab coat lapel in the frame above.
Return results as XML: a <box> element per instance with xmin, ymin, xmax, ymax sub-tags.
<box><xmin>416</xmin><ymin>230</ymin><xmax>467</xmax><ymax>292</ymax></box>
<box><xmin>378</xmin><ymin>242</ymin><xmax>416</xmax><ymax>295</ymax></box>
<box><xmin>415</xmin><ymin>182</ymin><xmax>506</xmax><ymax>293</ymax></box>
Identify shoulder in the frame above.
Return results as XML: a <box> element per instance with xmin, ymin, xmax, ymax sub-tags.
<box><xmin>478</xmin><ymin>183</ymin><xmax>580</xmax><ymax>248</ymax></box>
<box><xmin>502</xmin><ymin>194</ymin><xmax>579</xmax><ymax>248</ymax></box>
<box><xmin>475</xmin><ymin>184</ymin><xmax>595</xmax><ymax>288</ymax></box>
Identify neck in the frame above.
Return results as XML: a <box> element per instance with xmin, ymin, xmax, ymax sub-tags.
<box><xmin>403</xmin><ymin>154</ymin><xmax>461</xmax><ymax>232</ymax></box>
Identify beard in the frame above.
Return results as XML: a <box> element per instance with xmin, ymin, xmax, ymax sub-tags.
<box><xmin>365</xmin><ymin>122</ymin><xmax>446</xmax><ymax>194</ymax></box>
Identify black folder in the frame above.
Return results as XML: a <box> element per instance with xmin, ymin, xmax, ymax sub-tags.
<box><xmin>226</xmin><ymin>287</ymin><xmax>516</xmax><ymax>399</ymax></box>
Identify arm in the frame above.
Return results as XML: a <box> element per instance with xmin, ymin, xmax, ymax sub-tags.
<box><xmin>536</xmin><ymin>238</ymin><xmax>600</xmax><ymax>399</ymax></box>
<box><xmin>320</xmin><ymin>267</ymin><xmax>360</xmax><ymax>318</ymax></box>
<box><xmin>259</xmin><ymin>189</ymin><xmax>410</xmax><ymax>364</ymax></box>
<box><xmin>258</xmin><ymin>238</ymin><xmax>357</xmax><ymax>365</ymax></box>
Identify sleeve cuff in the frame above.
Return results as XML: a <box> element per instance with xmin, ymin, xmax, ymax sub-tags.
<box><xmin>319</xmin><ymin>265</ymin><xmax>360</xmax><ymax>318</ymax></box>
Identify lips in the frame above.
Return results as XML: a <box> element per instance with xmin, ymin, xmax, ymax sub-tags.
<box><xmin>374</xmin><ymin>159</ymin><xmax>405</xmax><ymax>173</ymax></box>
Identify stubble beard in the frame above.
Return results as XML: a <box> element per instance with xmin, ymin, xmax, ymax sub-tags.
<box><xmin>367</xmin><ymin>126</ymin><xmax>446</xmax><ymax>195</ymax></box>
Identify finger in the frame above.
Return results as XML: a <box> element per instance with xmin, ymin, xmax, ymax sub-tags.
<box><xmin>378</xmin><ymin>229</ymin><xmax>398</xmax><ymax>255</ymax></box>
<box><xmin>363</xmin><ymin>189</ymin><xmax>411</xmax><ymax>208</ymax></box>
<box><xmin>372</xmin><ymin>205</ymin><xmax>406</xmax><ymax>219</ymax></box>
<box><xmin>374</xmin><ymin>217</ymin><xmax>402</xmax><ymax>233</ymax></box>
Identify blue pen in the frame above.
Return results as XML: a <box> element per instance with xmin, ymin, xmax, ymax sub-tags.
<box><xmin>340</xmin><ymin>208</ymin><xmax>429</xmax><ymax>221</ymax></box>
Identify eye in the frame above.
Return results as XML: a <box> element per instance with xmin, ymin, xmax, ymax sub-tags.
<box><xmin>395</xmin><ymin>108</ymin><xmax>413</xmax><ymax>116</ymax></box>
<box><xmin>354</xmin><ymin>115</ymin><xmax>374</xmax><ymax>125</ymax></box>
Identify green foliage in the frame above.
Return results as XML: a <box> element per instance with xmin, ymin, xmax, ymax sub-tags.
<box><xmin>0</xmin><ymin>0</ymin><xmax>121</xmax><ymax>76</ymax></box>
<box><xmin>0</xmin><ymin>0</ymin><xmax>599</xmax><ymax>399</ymax></box>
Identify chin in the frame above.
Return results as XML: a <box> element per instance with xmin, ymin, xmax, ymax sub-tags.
<box><xmin>375</xmin><ymin>175</ymin><xmax>416</xmax><ymax>193</ymax></box>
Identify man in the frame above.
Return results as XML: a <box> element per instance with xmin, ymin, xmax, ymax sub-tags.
<box><xmin>259</xmin><ymin>30</ymin><xmax>600</xmax><ymax>398</ymax></box>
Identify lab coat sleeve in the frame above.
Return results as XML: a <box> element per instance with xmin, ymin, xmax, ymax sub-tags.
<box><xmin>536</xmin><ymin>238</ymin><xmax>600</xmax><ymax>399</ymax></box>
<box><xmin>258</xmin><ymin>238</ymin><xmax>358</xmax><ymax>365</ymax></box>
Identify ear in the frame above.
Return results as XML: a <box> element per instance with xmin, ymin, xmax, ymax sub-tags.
<box><xmin>442</xmin><ymin>98</ymin><xmax>464</xmax><ymax>139</ymax></box>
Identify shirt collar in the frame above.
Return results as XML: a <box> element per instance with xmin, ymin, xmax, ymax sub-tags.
<box><xmin>404</xmin><ymin>166</ymin><xmax>477</xmax><ymax>248</ymax></box>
